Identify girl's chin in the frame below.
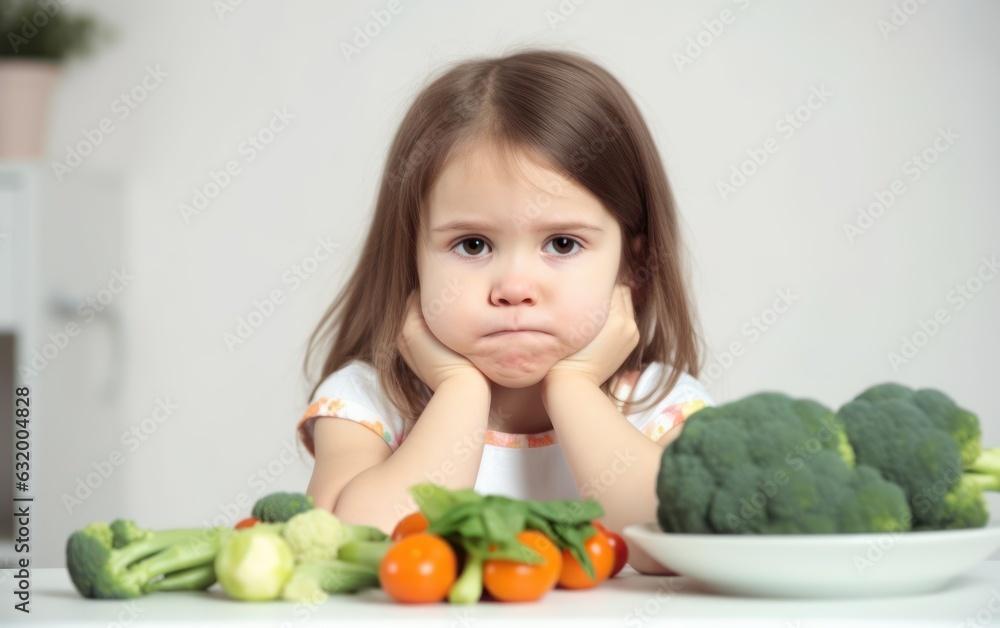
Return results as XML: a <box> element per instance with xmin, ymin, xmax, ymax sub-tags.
<box><xmin>487</xmin><ymin>373</ymin><xmax>545</xmax><ymax>389</ymax></box>
<box><xmin>471</xmin><ymin>359</ymin><xmax>555</xmax><ymax>388</ymax></box>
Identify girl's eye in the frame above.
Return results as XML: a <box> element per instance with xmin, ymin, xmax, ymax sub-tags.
<box><xmin>451</xmin><ymin>237</ymin><xmax>583</xmax><ymax>259</ymax></box>
<box><xmin>455</xmin><ymin>237</ymin><xmax>489</xmax><ymax>257</ymax></box>
<box><xmin>546</xmin><ymin>236</ymin><xmax>580</xmax><ymax>256</ymax></box>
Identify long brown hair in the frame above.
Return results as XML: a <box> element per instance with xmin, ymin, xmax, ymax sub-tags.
<box><xmin>303</xmin><ymin>48</ymin><xmax>704</xmax><ymax>433</ymax></box>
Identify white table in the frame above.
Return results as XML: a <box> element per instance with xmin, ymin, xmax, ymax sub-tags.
<box><xmin>3</xmin><ymin>564</ymin><xmax>999</xmax><ymax>627</ymax></box>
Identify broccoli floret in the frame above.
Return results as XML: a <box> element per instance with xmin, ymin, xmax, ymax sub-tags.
<box><xmin>657</xmin><ymin>392</ymin><xmax>912</xmax><ymax>535</ymax></box>
<box><xmin>66</xmin><ymin>520</ymin><xmax>224</xmax><ymax>599</ymax></box>
<box><xmin>837</xmin><ymin>465</ymin><xmax>912</xmax><ymax>533</ymax></box>
<box><xmin>838</xmin><ymin>383</ymin><xmax>1000</xmax><ymax>531</ymax></box>
<box><xmin>251</xmin><ymin>492</ymin><xmax>315</xmax><ymax>523</ymax></box>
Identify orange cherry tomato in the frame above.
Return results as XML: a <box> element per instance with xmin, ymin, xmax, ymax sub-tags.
<box><xmin>592</xmin><ymin>521</ymin><xmax>629</xmax><ymax>578</ymax></box>
<box><xmin>379</xmin><ymin>533</ymin><xmax>457</xmax><ymax>604</ymax></box>
<box><xmin>483</xmin><ymin>530</ymin><xmax>563</xmax><ymax>602</ymax></box>
<box><xmin>234</xmin><ymin>517</ymin><xmax>259</xmax><ymax>530</ymax></box>
<box><xmin>556</xmin><ymin>529</ymin><xmax>614</xmax><ymax>590</ymax></box>
<box><xmin>391</xmin><ymin>511</ymin><xmax>429</xmax><ymax>541</ymax></box>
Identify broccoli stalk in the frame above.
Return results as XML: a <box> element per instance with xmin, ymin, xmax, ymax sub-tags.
<box><xmin>281</xmin><ymin>559</ymin><xmax>380</xmax><ymax>603</ymax></box>
<box><xmin>968</xmin><ymin>447</ymin><xmax>1000</xmax><ymax>479</ymax></box>
<box><xmin>145</xmin><ymin>564</ymin><xmax>217</xmax><ymax>592</ymax></box>
<box><xmin>336</xmin><ymin>539</ymin><xmax>393</xmax><ymax>570</ymax></box>
<box><xmin>66</xmin><ymin>520</ymin><xmax>224</xmax><ymax>599</ymax></box>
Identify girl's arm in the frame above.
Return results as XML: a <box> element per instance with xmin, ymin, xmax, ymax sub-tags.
<box><xmin>542</xmin><ymin>372</ymin><xmax>674</xmax><ymax>575</ymax></box>
<box><xmin>327</xmin><ymin>373</ymin><xmax>492</xmax><ymax>535</ymax></box>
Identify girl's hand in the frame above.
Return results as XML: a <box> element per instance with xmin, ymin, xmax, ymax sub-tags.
<box><xmin>397</xmin><ymin>290</ymin><xmax>487</xmax><ymax>393</ymax></box>
<box><xmin>545</xmin><ymin>283</ymin><xmax>640</xmax><ymax>389</ymax></box>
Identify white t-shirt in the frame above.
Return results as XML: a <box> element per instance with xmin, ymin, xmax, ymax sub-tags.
<box><xmin>296</xmin><ymin>360</ymin><xmax>714</xmax><ymax>502</ymax></box>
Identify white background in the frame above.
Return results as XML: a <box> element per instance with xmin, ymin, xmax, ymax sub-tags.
<box><xmin>21</xmin><ymin>0</ymin><xmax>1000</xmax><ymax>566</ymax></box>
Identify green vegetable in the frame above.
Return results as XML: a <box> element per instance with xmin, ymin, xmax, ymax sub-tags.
<box><xmin>214</xmin><ymin>510</ymin><xmax>389</xmax><ymax>601</ymax></box>
<box><xmin>251</xmin><ymin>491</ymin><xmax>316</xmax><ymax>523</ymax></box>
<box><xmin>282</xmin><ymin>508</ymin><xmax>388</xmax><ymax>561</ymax></box>
<box><xmin>281</xmin><ymin>559</ymin><xmax>380</xmax><ymax>603</ymax></box>
<box><xmin>448</xmin><ymin>552</ymin><xmax>485</xmax><ymax>605</ymax></box>
<box><xmin>65</xmin><ymin>519</ymin><xmax>224</xmax><ymax>599</ymax></box>
<box><xmin>656</xmin><ymin>392</ymin><xmax>912</xmax><ymax>534</ymax></box>
<box><xmin>837</xmin><ymin>383</ymin><xmax>1000</xmax><ymax>530</ymax></box>
<box><xmin>657</xmin><ymin>385</ymin><xmax>1000</xmax><ymax>535</ymax></box>
<box><xmin>337</xmin><ymin>539</ymin><xmax>394</xmax><ymax>570</ymax></box>
<box><xmin>214</xmin><ymin>525</ymin><xmax>295</xmax><ymax>601</ymax></box>
<box><xmin>408</xmin><ymin>483</ymin><xmax>603</xmax><ymax>605</ymax></box>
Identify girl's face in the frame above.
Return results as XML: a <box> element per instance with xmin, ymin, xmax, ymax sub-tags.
<box><xmin>417</xmin><ymin>143</ymin><xmax>624</xmax><ymax>389</ymax></box>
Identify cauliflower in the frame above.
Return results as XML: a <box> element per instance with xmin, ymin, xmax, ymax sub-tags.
<box><xmin>281</xmin><ymin>509</ymin><xmax>349</xmax><ymax>562</ymax></box>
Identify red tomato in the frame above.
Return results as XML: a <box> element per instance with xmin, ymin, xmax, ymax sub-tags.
<box><xmin>391</xmin><ymin>511</ymin><xmax>429</xmax><ymax>541</ymax></box>
<box><xmin>483</xmin><ymin>530</ymin><xmax>563</xmax><ymax>602</ymax></box>
<box><xmin>556</xmin><ymin>529</ymin><xmax>614</xmax><ymax>590</ymax></box>
<box><xmin>592</xmin><ymin>521</ymin><xmax>629</xmax><ymax>577</ymax></box>
<box><xmin>234</xmin><ymin>517</ymin><xmax>259</xmax><ymax>529</ymax></box>
<box><xmin>379</xmin><ymin>533</ymin><xmax>457</xmax><ymax>604</ymax></box>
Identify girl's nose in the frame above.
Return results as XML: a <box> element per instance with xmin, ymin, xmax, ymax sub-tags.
<box><xmin>490</xmin><ymin>258</ymin><xmax>539</xmax><ymax>306</ymax></box>
<box><xmin>491</xmin><ymin>285</ymin><xmax>536</xmax><ymax>306</ymax></box>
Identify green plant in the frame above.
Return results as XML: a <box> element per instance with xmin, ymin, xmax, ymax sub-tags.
<box><xmin>213</xmin><ymin>513</ymin><xmax>387</xmax><ymax>603</ymax></box>
<box><xmin>65</xmin><ymin>519</ymin><xmax>225</xmax><ymax>599</ymax></box>
<box><xmin>656</xmin><ymin>392</ymin><xmax>913</xmax><ymax>534</ymax></box>
<box><xmin>0</xmin><ymin>0</ymin><xmax>113</xmax><ymax>61</ymax></box>
<box><xmin>837</xmin><ymin>383</ymin><xmax>1000</xmax><ymax>530</ymax></box>
<box><xmin>656</xmin><ymin>385</ymin><xmax>1000</xmax><ymax>535</ymax></box>
<box><xmin>407</xmin><ymin>483</ymin><xmax>604</xmax><ymax>604</ymax></box>
<box><xmin>250</xmin><ymin>491</ymin><xmax>316</xmax><ymax>523</ymax></box>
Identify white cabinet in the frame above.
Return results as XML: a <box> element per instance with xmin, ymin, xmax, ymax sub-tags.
<box><xmin>0</xmin><ymin>162</ymin><xmax>124</xmax><ymax>567</ymax></box>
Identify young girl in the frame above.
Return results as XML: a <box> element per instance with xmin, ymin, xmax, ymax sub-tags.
<box><xmin>296</xmin><ymin>48</ymin><xmax>713</xmax><ymax>573</ymax></box>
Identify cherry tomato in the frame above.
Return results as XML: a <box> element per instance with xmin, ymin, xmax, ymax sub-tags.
<box><xmin>592</xmin><ymin>521</ymin><xmax>629</xmax><ymax>578</ymax></box>
<box><xmin>379</xmin><ymin>533</ymin><xmax>457</xmax><ymax>604</ymax></box>
<box><xmin>483</xmin><ymin>530</ymin><xmax>563</xmax><ymax>602</ymax></box>
<box><xmin>234</xmin><ymin>517</ymin><xmax>259</xmax><ymax>530</ymax></box>
<box><xmin>391</xmin><ymin>511</ymin><xmax>429</xmax><ymax>541</ymax></box>
<box><xmin>556</xmin><ymin>529</ymin><xmax>614</xmax><ymax>590</ymax></box>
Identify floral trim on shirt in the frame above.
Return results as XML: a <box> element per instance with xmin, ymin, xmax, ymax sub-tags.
<box><xmin>297</xmin><ymin>397</ymin><xmax>400</xmax><ymax>456</ymax></box>
<box><xmin>484</xmin><ymin>430</ymin><xmax>557</xmax><ymax>448</ymax></box>
<box><xmin>642</xmin><ymin>399</ymin><xmax>707</xmax><ymax>442</ymax></box>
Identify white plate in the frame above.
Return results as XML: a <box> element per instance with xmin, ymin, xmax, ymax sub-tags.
<box><xmin>623</xmin><ymin>521</ymin><xmax>1000</xmax><ymax>599</ymax></box>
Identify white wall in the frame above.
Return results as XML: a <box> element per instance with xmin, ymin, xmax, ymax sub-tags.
<box><xmin>31</xmin><ymin>0</ymin><xmax>1000</xmax><ymax>566</ymax></box>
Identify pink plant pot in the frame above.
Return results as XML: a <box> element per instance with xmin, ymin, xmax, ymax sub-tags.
<box><xmin>0</xmin><ymin>59</ymin><xmax>60</xmax><ymax>161</ymax></box>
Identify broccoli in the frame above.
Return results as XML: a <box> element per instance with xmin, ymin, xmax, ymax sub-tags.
<box><xmin>65</xmin><ymin>520</ymin><xmax>225</xmax><ymax>599</ymax></box>
<box><xmin>656</xmin><ymin>392</ymin><xmax>912</xmax><ymax>534</ymax></box>
<box><xmin>837</xmin><ymin>383</ymin><xmax>1000</xmax><ymax>530</ymax></box>
<box><xmin>214</xmin><ymin>510</ymin><xmax>390</xmax><ymax>602</ymax></box>
<box><xmin>251</xmin><ymin>492</ymin><xmax>315</xmax><ymax>523</ymax></box>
